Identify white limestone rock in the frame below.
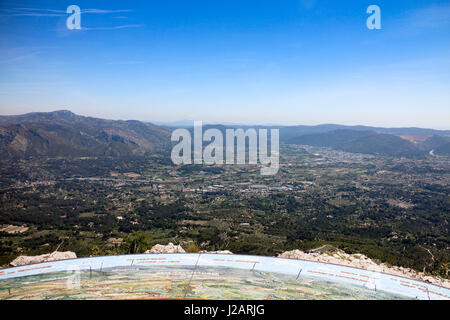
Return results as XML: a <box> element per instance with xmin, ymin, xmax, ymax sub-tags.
<box><xmin>10</xmin><ymin>251</ymin><xmax>77</xmax><ymax>267</ymax></box>
<box><xmin>145</xmin><ymin>243</ymin><xmax>186</xmax><ymax>254</ymax></box>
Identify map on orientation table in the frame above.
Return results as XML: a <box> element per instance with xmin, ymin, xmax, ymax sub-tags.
<box><xmin>1</xmin><ymin>254</ymin><xmax>449</xmax><ymax>300</ymax></box>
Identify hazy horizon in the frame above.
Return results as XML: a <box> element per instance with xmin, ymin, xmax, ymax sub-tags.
<box><xmin>1</xmin><ymin>108</ymin><xmax>450</xmax><ymax>131</ymax></box>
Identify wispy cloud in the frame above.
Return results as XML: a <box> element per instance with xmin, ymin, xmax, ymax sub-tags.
<box><xmin>0</xmin><ymin>6</ymin><xmax>141</xmax><ymax>31</ymax></box>
<box><xmin>81</xmin><ymin>9</ymin><xmax>133</xmax><ymax>14</ymax></box>
<box><xmin>0</xmin><ymin>51</ymin><xmax>39</xmax><ymax>64</ymax></box>
<box><xmin>0</xmin><ymin>7</ymin><xmax>133</xmax><ymax>17</ymax></box>
<box><xmin>401</xmin><ymin>4</ymin><xmax>450</xmax><ymax>29</ymax></box>
<box><xmin>0</xmin><ymin>8</ymin><xmax>65</xmax><ymax>17</ymax></box>
<box><xmin>6</xmin><ymin>8</ymin><xmax>64</xmax><ymax>12</ymax></box>
<box><xmin>81</xmin><ymin>24</ymin><xmax>144</xmax><ymax>31</ymax></box>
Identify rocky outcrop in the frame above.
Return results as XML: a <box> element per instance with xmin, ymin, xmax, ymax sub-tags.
<box><xmin>0</xmin><ymin>224</ymin><xmax>29</xmax><ymax>234</ymax></box>
<box><xmin>200</xmin><ymin>250</ymin><xmax>233</xmax><ymax>254</ymax></box>
<box><xmin>144</xmin><ymin>243</ymin><xmax>234</xmax><ymax>255</ymax></box>
<box><xmin>10</xmin><ymin>251</ymin><xmax>77</xmax><ymax>267</ymax></box>
<box><xmin>145</xmin><ymin>243</ymin><xmax>186</xmax><ymax>254</ymax></box>
<box><xmin>278</xmin><ymin>248</ymin><xmax>450</xmax><ymax>289</ymax></box>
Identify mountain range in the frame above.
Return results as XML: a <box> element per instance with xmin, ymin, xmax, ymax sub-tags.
<box><xmin>0</xmin><ymin>110</ymin><xmax>170</xmax><ymax>158</ymax></box>
<box><xmin>0</xmin><ymin>110</ymin><xmax>449</xmax><ymax>159</ymax></box>
<box><xmin>287</xmin><ymin>129</ymin><xmax>450</xmax><ymax>157</ymax></box>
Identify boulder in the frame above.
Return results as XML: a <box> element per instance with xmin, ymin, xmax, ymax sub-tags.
<box><xmin>145</xmin><ymin>243</ymin><xmax>185</xmax><ymax>254</ymax></box>
<box><xmin>10</xmin><ymin>251</ymin><xmax>77</xmax><ymax>267</ymax></box>
<box><xmin>278</xmin><ymin>248</ymin><xmax>450</xmax><ymax>289</ymax></box>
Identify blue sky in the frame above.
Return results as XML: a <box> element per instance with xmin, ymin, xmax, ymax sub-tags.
<box><xmin>0</xmin><ymin>0</ymin><xmax>449</xmax><ymax>128</ymax></box>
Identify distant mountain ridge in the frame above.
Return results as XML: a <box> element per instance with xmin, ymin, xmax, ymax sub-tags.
<box><xmin>0</xmin><ymin>110</ymin><xmax>171</xmax><ymax>158</ymax></box>
<box><xmin>194</xmin><ymin>123</ymin><xmax>450</xmax><ymax>157</ymax></box>
<box><xmin>276</xmin><ymin>124</ymin><xmax>450</xmax><ymax>142</ymax></box>
<box><xmin>177</xmin><ymin>123</ymin><xmax>450</xmax><ymax>157</ymax></box>
<box><xmin>286</xmin><ymin>129</ymin><xmax>450</xmax><ymax>157</ymax></box>
<box><xmin>0</xmin><ymin>110</ymin><xmax>448</xmax><ymax>159</ymax></box>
